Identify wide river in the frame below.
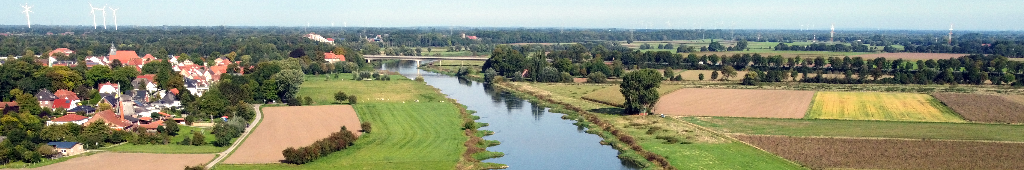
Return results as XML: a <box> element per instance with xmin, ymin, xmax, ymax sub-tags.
<box><xmin>382</xmin><ymin>61</ymin><xmax>639</xmax><ymax>170</ymax></box>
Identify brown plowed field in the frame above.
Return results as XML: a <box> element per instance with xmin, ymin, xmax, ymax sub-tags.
<box><xmin>853</xmin><ymin>53</ymin><xmax>967</xmax><ymax>60</ymax></box>
<box><xmin>28</xmin><ymin>153</ymin><xmax>213</xmax><ymax>170</ymax></box>
<box><xmin>933</xmin><ymin>93</ymin><xmax>1024</xmax><ymax>123</ymax></box>
<box><xmin>654</xmin><ymin>88</ymin><xmax>814</xmax><ymax>118</ymax></box>
<box><xmin>223</xmin><ymin>105</ymin><xmax>362</xmax><ymax>164</ymax></box>
<box><xmin>735</xmin><ymin>135</ymin><xmax>1024</xmax><ymax>170</ymax></box>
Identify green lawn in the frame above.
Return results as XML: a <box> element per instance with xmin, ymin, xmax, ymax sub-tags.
<box><xmin>644</xmin><ymin>142</ymin><xmax>804</xmax><ymax>169</ymax></box>
<box><xmin>686</xmin><ymin>116</ymin><xmax>1024</xmax><ymax>142</ymax></box>
<box><xmin>531</xmin><ymin>83</ymin><xmax>613</xmax><ymax>99</ymax></box>
<box><xmin>101</xmin><ymin>126</ymin><xmax>226</xmax><ymax>154</ymax></box>
<box><xmin>217</xmin><ymin>102</ymin><xmax>466</xmax><ymax>170</ymax></box>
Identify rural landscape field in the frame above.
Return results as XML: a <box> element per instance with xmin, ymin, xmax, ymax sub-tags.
<box><xmin>2</xmin><ymin>1</ymin><xmax>1024</xmax><ymax>169</ymax></box>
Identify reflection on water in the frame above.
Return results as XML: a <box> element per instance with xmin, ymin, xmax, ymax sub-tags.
<box><xmin>382</xmin><ymin>61</ymin><xmax>639</xmax><ymax>170</ymax></box>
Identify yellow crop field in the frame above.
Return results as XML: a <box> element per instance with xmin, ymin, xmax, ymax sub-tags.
<box><xmin>806</xmin><ymin>92</ymin><xmax>964</xmax><ymax>122</ymax></box>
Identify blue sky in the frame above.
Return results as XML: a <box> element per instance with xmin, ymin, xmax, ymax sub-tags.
<box><xmin>2</xmin><ymin>0</ymin><xmax>1023</xmax><ymax>30</ymax></box>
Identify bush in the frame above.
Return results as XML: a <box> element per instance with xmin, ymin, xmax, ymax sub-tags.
<box><xmin>415</xmin><ymin>76</ymin><xmax>425</xmax><ymax>82</ymax></box>
<box><xmin>191</xmin><ymin>131</ymin><xmax>205</xmax><ymax>146</ymax></box>
<box><xmin>334</xmin><ymin>91</ymin><xmax>348</xmax><ymax>103</ymax></box>
<box><xmin>360</xmin><ymin>122</ymin><xmax>372</xmax><ymax>133</ymax></box>
<box><xmin>179</xmin><ymin>135</ymin><xmax>192</xmax><ymax>145</ymax></box>
<box><xmin>699</xmin><ymin>73</ymin><xmax>705</xmax><ymax>81</ymax></box>
<box><xmin>283</xmin><ymin>126</ymin><xmax>358</xmax><ymax>164</ymax></box>
<box><xmin>560</xmin><ymin>72</ymin><xmax>574</xmax><ymax>83</ymax></box>
<box><xmin>286</xmin><ymin>97</ymin><xmax>301</xmax><ymax>106</ymax></box>
<box><xmin>303</xmin><ymin>96</ymin><xmax>313</xmax><ymax>105</ymax></box>
<box><xmin>184</xmin><ymin>164</ymin><xmax>207</xmax><ymax>170</ymax></box>
<box><xmin>348</xmin><ymin>95</ymin><xmax>358</xmax><ymax>104</ymax></box>
<box><xmin>587</xmin><ymin>72</ymin><xmax>607</xmax><ymax>83</ymax></box>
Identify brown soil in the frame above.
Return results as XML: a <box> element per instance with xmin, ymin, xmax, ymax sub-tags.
<box><xmin>933</xmin><ymin>93</ymin><xmax>1024</xmax><ymax>123</ymax></box>
<box><xmin>223</xmin><ymin>105</ymin><xmax>362</xmax><ymax>164</ymax></box>
<box><xmin>734</xmin><ymin>135</ymin><xmax>1024</xmax><ymax>170</ymax></box>
<box><xmin>654</xmin><ymin>88</ymin><xmax>814</xmax><ymax>118</ymax></box>
<box><xmin>853</xmin><ymin>53</ymin><xmax>967</xmax><ymax>60</ymax></box>
<box><xmin>28</xmin><ymin>153</ymin><xmax>214</xmax><ymax>170</ymax></box>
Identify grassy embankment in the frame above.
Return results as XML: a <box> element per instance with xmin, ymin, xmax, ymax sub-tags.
<box><xmin>806</xmin><ymin>91</ymin><xmax>964</xmax><ymax>122</ymax></box>
<box><xmin>102</xmin><ymin>126</ymin><xmax>227</xmax><ymax>154</ymax></box>
<box><xmin>217</xmin><ymin>74</ymin><xmax>501</xmax><ymax>170</ymax></box>
<box><xmin>514</xmin><ymin>82</ymin><xmax>803</xmax><ymax>169</ymax></box>
<box><xmin>579</xmin><ymin>84</ymin><xmax>686</xmax><ymax>107</ymax></box>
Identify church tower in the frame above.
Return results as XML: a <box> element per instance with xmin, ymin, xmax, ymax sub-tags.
<box><xmin>109</xmin><ymin>43</ymin><xmax>117</xmax><ymax>56</ymax></box>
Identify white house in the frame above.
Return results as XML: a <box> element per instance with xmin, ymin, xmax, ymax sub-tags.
<box><xmin>46</xmin><ymin>114</ymin><xmax>89</xmax><ymax>126</ymax></box>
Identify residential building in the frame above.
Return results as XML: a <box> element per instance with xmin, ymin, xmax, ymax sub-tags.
<box><xmin>46</xmin><ymin>142</ymin><xmax>84</xmax><ymax>157</ymax></box>
<box><xmin>35</xmin><ymin>89</ymin><xmax>56</xmax><ymax>109</ymax></box>
<box><xmin>47</xmin><ymin>114</ymin><xmax>89</xmax><ymax>126</ymax></box>
<box><xmin>85</xmin><ymin>110</ymin><xmax>133</xmax><ymax>130</ymax></box>
<box><xmin>325</xmin><ymin>52</ymin><xmax>346</xmax><ymax>63</ymax></box>
<box><xmin>53</xmin><ymin>89</ymin><xmax>81</xmax><ymax>110</ymax></box>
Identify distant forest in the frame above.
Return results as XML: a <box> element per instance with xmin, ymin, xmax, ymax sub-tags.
<box><xmin>1</xmin><ymin>26</ymin><xmax>1024</xmax><ymax>58</ymax></box>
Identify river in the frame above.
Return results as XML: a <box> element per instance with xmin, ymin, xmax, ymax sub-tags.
<box><xmin>382</xmin><ymin>61</ymin><xmax>639</xmax><ymax>170</ymax></box>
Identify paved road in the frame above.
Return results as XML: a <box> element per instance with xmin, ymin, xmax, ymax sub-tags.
<box><xmin>206</xmin><ymin>104</ymin><xmax>263</xmax><ymax>169</ymax></box>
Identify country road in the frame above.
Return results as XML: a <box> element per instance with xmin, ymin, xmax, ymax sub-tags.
<box><xmin>205</xmin><ymin>104</ymin><xmax>263</xmax><ymax>169</ymax></box>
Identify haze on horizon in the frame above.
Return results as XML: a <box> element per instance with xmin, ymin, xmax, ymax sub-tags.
<box><xmin>2</xmin><ymin>0</ymin><xmax>1023</xmax><ymax>31</ymax></box>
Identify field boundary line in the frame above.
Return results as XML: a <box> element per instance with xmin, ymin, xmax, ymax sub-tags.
<box><xmin>206</xmin><ymin>104</ymin><xmax>263</xmax><ymax>169</ymax></box>
<box><xmin>724</xmin><ymin>133</ymin><xmax>1024</xmax><ymax>144</ymax></box>
<box><xmin>675</xmin><ymin>118</ymin><xmax>808</xmax><ymax>168</ymax></box>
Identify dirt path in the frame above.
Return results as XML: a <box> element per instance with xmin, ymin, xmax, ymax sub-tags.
<box><xmin>205</xmin><ymin>104</ymin><xmax>263</xmax><ymax>169</ymax></box>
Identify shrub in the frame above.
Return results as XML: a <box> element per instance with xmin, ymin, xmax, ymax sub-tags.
<box><xmin>184</xmin><ymin>165</ymin><xmax>207</xmax><ymax>170</ymax></box>
<box><xmin>348</xmin><ymin>95</ymin><xmax>358</xmax><ymax>104</ymax></box>
<box><xmin>191</xmin><ymin>131</ymin><xmax>205</xmax><ymax>146</ymax></box>
<box><xmin>415</xmin><ymin>76</ymin><xmax>425</xmax><ymax>82</ymax></box>
<box><xmin>303</xmin><ymin>96</ymin><xmax>313</xmax><ymax>105</ymax></box>
<box><xmin>587</xmin><ymin>72</ymin><xmax>607</xmax><ymax>83</ymax></box>
<box><xmin>179</xmin><ymin>135</ymin><xmax>192</xmax><ymax>145</ymax></box>
<box><xmin>699</xmin><ymin>73</ymin><xmax>705</xmax><ymax>81</ymax></box>
<box><xmin>360</xmin><ymin>122</ymin><xmax>372</xmax><ymax>133</ymax></box>
<box><xmin>283</xmin><ymin>126</ymin><xmax>358</xmax><ymax>164</ymax></box>
<box><xmin>286</xmin><ymin>97</ymin><xmax>301</xmax><ymax>106</ymax></box>
<box><xmin>334</xmin><ymin>91</ymin><xmax>348</xmax><ymax>103</ymax></box>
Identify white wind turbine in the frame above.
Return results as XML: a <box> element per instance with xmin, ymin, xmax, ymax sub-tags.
<box><xmin>21</xmin><ymin>4</ymin><xmax>33</xmax><ymax>28</ymax></box>
<box><xmin>89</xmin><ymin>4</ymin><xmax>99</xmax><ymax>29</ymax></box>
<box><xmin>109</xmin><ymin>7</ymin><xmax>119</xmax><ymax>30</ymax></box>
<box><xmin>100</xmin><ymin>5</ymin><xmax>107</xmax><ymax>29</ymax></box>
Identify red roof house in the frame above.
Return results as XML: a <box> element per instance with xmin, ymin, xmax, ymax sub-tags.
<box><xmin>108</xmin><ymin>51</ymin><xmax>140</xmax><ymax>65</ymax></box>
<box><xmin>49</xmin><ymin>48</ymin><xmax>74</xmax><ymax>57</ymax></box>
<box><xmin>54</xmin><ymin>89</ymin><xmax>79</xmax><ymax>101</ymax></box>
<box><xmin>47</xmin><ymin>114</ymin><xmax>90</xmax><ymax>125</ymax></box>
<box><xmin>85</xmin><ymin>110</ymin><xmax>133</xmax><ymax>130</ymax></box>
<box><xmin>324</xmin><ymin>52</ymin><xmax>346</xmax><ymax>63</ymax></box>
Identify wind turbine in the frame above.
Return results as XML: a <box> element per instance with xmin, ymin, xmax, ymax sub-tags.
<box><xmin>21</xmin><ymin>4</ymin><xmax>33</xmax><ymax>28</ymax></box>
<box><xmin>99</xmin><ymin>5</ymin><xmax>107</xmax><ymax>29</ymax></box>
<box><xmin>89</xmin><ymin>4</ymin><xmax>99</xmax><ymax>29</ymax></box>
<box><xmin>948</xmin><ymin>24</ymin><xmax>953</xmax><ymax>45</ymax></box>
<box><xmin>830</xmin><ymin>24</ymin><xmax>835</xmax><ymax>43</ymax></box>
<box><xmin>109</xmin><ymin>7</ymin><xmax>119</xmax><ymax>30</ymax></box>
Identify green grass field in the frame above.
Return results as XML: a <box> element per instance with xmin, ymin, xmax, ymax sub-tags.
<box><xmin>580</xmin><ymin>84</ymin><xmax>685</xmax><ymax>106</ymax></box>
<box><xmin>686</xmin><ymin>116</ymin><xmax>1024</xmax><ymax>142</ymax></box>
<box><xmin>806</xmin><ymin>92</ymin><xmax>963</xmax><ymax>122</ymax></box>
<box><xmin>531</xmin><ymin>83</ymin><xmax>613</xmax><ymax>99</ymax></box>
<box><xmin>218</xmin><ymin>72</ymin><xmax>470</xmax><ymax>169</ymax></box>
<box><xmin>298</xmin><ymin>74</ymin><xmax>445</xmax><ymax>105</ymax></box>
<box><xmin>101</xmin><ymin>126</ymin><xmax>225</xmax><ymax>154</ymax></box>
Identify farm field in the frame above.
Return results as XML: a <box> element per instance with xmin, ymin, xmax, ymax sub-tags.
<box><xmin>217</xmin><ymin>102</ymin><xmax>465</xmax><ymax>169</ymax></box>
<box><xmin>806</xmin><ymin>91</ymin><xmax>963</xmax><ymax>122</ymax></box>
<box><xmin>933</xmin><ymin>93</ymin><xmax>1024</xmax><ymax>123</ymax></box>
<box><xmin>686</xmin><ymin>117</ymin><xmax>1024</xmax><ymax>142</ymax></box>
<box><xmin>298</xmin><ymin>74</ymin><xmax>436</xmax><ymax>105</ymax></box>
<box><xmin>580</xmin><ymin>84</ymin><xmax>685</xmax><ymax>106</ymax></box>
<box><xmin>654</xmin><ymin>88</ymin><xmax>814</xmax><ymax>118</ymax></box>
<box><xmin>223</xmin><ymin>105</ymin><xmax>362</xmax><ymax>164</ymax></box>
<box><xmin>735</xmin><ymin>135</ymin><xmax>1024</xmax><ymax>170</ymax></box>
<box><xmin>27</xmin><ymin>152</ymin><xmax>213</xmax><ymax>170</ymax></box>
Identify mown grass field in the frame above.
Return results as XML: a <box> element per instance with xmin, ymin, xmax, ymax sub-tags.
<box><xmin>580</xmin><ymin>84</ymin><xmax>685</xmax><ymax>106</ymax></box>
<box><xmin>101</xmin><ymin>126</ymin><xmax>225</xmax><ymax>154</ymax></box>
<box><xmin>686</xmin><ymin>117</ymin><xmax>1024</xmax><ymax>142</ymax></box>
<box><xmin>298</xmin><ymin>74</ymin><xmax>443</xmax><ymax>105</ymax></box>
<box><xmin>806</xmin><ymin>91</ymin><xmax>963</xmax><ymax>122</ymax></box>
<box><xmin>531</xmin><ymin>83</ymin><xmax>613</xmax><ymax>99</ymax></box>
<box><xmin>517</xmin><ymin>82</ymin><xmax>802</xmax><ymax>169</ymax></box>
<box><xmin>218</xmin><ymin>73</ymin><xmax>469</xmax><ymax>169</ymax></box>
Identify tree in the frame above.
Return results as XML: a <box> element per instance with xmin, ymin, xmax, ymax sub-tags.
<box><xmin>711</xmin><ymin>71</ymin><xmax>719</xmax><ymax>80</ymax></box>
<box><xmin>164</xmin><ymin>119</ymin><xmax>180</xmax><ymax>136</ymax></box>
<box><xmin>191</xmin><ymin>131</ymin><xmax>205</xmax><ymax>146</ymax></box>
<box><xmin>663</xmin><ymin>69</ymin><xmax>674</xmax><ymax>79</ymax></box>
<box><xmin>262</xmin><ymin>79</ymin><xmax>279</xmax><ymax>103</ymax></box>
<box><xmin>273</xmin><ymin>69</ymin><xmax>305</xmax><ymax>103</ymax></box>
<box><xmin>620</xmin><ymin>69</ymin><xmax>663</xmax><ymax>115</ymax></box>
<box><xmin>348</xmin><ymin>95</ymin><xmax>358</xmax><ymax>105</ymax></box>
<box><xmin>80</xmin><ymin>119</ymin><xmax>112</xmax><ymax>149</ymax></box>
<box><xmin>334</xmin><ymin>92</ymin><xmax>348</xmax><ymax>104</ymax></box>
<box><xmin>483</xmin><ymin>68</ymin><xmax>498</xmax><ymax>84</ymax></box>
<box><xmin>482</xmin><ymin>45</ymin><xmax>526</xmax><ymax>77</ymax></box>
<box><xmin>720</xmin><ymin>65</ymin><xmax>738</xmax><ymax>80</ymax></box>
<box><xmin>707</xmin><ymin>41</ymin><xmax>726</xmax><ymax>52</ymax></box>
<box><xmin>699</xmin><ymin>73</ymin><xmax>705</xmax><ymax>81</ymax></box>
<box><xmin>587</xmin><ymin>72</ymin><xmax>607</xmax><ymax>83</ymax></box>
<box><xmin>1004</xmin><ymin>73</ymin><xmax>1016</xmax><ymax>85</ymax></box>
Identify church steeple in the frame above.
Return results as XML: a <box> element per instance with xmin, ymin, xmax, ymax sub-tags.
<box><xmin>109</xmin><ymin>43</ymin><xmax>117</xmax><ymax>56</ymax></box>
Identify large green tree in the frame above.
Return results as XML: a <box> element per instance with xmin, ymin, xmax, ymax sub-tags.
<box><xmin>620</xmin><ymin>69</ymin><xmax>663</xmax><ymax>115</ymax></box>
<box><xmin>273</xmin><ymin>69</ymin><xmax>305</xmax><ymax>102</ymax></box>
<box><xmin>482</xmin><ymin>45</ymin><xmax>526</xmax><ymax>77</ymax></box>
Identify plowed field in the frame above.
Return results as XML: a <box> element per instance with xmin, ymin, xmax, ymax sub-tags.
<box><xmin>806</xmin><ymin>92</ymin><xmax>963</xmax><ymax>122</ymax></box>
<box><xmin>654</xmin><ymin>88</ymin><xmax>814</xmax><ymax>118</ymax></box>
<box><xmin>735</xmin><ymin>135</ymin><xmax>1024</xmax><ymax>170</ymax></box>
<box><xmin>223</xmin><ymin>105</ymin><xmax>361</xmax><ymax>164</ymax></box>
<box><xmin>29</xmin><ymin>153</ymin><xmax>213</xmax><ymax>170</ymax></box>
<box><xmin>933</xmin><ymin>93</ymin><xmax>1024</xmax><ymax>123</ymax></box>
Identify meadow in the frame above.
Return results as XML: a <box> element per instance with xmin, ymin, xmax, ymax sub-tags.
<box><xmin>580</xmin><ymin>84</ymin><xmax>685</xmax><ymax>107</ymax></box>
<box><xmin>101</xmin><ymin>126</ymin><xmax>225</xmax><ymax>154</ymax></box>
<box><xmin>298</xmin><ymin>73</ymin><xmax>438</xmax><ymax>105</ymax></box>
<box><xmin>806</xmin><ymin>91</ymin><xmax>963</xmax><ymax>122</ymax></box>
